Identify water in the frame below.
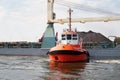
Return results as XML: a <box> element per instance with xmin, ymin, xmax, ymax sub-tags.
<box><xmin>0</xmin><ymin>55</ymin><xmax>120</xmax><ymax>80</ymax></box>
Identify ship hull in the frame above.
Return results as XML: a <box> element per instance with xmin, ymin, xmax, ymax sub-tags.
<box><xmin>48</xmin><ymin>50</ymin><xmax>89</xmax><ymax>62</ymax></box>
<box><xmin>0</xmin><ymin>47</ymin><xmax>120</xmax><ymax>60</ymax></box>
<box><xmin>0</xmin><ymin>48</ymin><xmax>49</xmax><ymax>56</ymax></box>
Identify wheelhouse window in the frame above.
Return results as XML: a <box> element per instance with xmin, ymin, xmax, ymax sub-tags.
<box><xmin>67</xmin><ymin>34</ymin><xmax>71</xmax><ymax>40</ymax></box>
<box><xmin>62</xmin><ymin>34</ymin><xmax>66</xmax><ymax>40</ymax></box>
<box><xmin>72</xmin><ymin>34</ymin><xmax>77</xmax><ymax>40</ymax></box>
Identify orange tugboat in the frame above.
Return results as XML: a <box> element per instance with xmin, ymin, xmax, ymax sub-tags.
<box><xmin>47</xmin><ymin>8</ymin><xmax>89</xmax><ymax>62</ymax></box>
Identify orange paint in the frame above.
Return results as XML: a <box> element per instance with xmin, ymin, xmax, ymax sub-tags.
<box><xmin>47</xmin><ymin>44</ymin><xmax>89</xmax><ymax>62</ymax></box>
<box><xmin>47</xmin><ymin>27</ymin><xmax>89</xmax><ymax>62</ymax></box>
<box><xmin>48</xmin><ymin>54</ymin><xmax>88</xmax><ymax>62</ymax></box>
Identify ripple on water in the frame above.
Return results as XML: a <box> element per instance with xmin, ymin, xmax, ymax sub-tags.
<box><xmin>0</xmin><ymin>56</ymin><xmax>120</xmax><ymax>80</ymax></box>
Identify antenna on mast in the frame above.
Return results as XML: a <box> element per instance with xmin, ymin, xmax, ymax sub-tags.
<box><xmin>68</xmin><ymin>8</ymin><xmax>73</xmax><ymax>31</ymax></box>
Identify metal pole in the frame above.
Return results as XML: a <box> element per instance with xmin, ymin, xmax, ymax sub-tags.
<box><xmin>68</xmin><ymin>8</ymin><xmax>72</xmax><ymax>31</ymax></box>
<box><xmin>47</xmin><ymin>0</ymin><xmax>54</xmax><ymax>23</ymax></box>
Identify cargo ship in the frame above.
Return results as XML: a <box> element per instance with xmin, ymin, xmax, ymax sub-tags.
<box><xmin>0</xmin><ymin>42</ymin><xmax>49</xmax><ymax>56</ymax></box>
<box><xmin>0</xmin><ymin>31</ymin><xmax>120</xmax><ymax>60</ymax></box>
<box><xmin>0</xmin><ymin>0</ymin><xmax>120</xmax><ymax>60</ymax></box>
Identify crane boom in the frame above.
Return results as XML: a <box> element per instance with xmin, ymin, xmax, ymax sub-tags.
<box><xmin>49</xmin><ymin>16</ymin><xmax>120</xmax><ymax>24</ymax></box>
<box><xmin>47</xmin><ymin>0</ymin><xmax>120</xmax><ymax>24</ymax></box>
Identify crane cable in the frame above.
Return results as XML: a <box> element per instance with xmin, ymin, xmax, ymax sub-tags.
<box><xmin>55</xmin><ymin>0</ymin><xmax>120</xmax><ymax>16</ymax></box>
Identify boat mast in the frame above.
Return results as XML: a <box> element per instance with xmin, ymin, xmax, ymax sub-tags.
<box><xmin>68</xmin><ymin>8</ymin><xmax>72</xmax><ymax>31</ymax></box>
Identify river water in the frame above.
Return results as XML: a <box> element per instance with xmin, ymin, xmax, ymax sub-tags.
<box><xmin>0</xmin><ymin>55</ymin><xmax>120</xmax><ymax>80</ymax></box>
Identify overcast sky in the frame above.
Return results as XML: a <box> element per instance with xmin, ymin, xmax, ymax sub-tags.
<box><xmin>0</xmin><ymin>0</ymin><xmax>120</xmax><ymax>42</ymax></box>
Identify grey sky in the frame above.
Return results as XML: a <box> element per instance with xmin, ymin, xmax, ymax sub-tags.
<box><xmin>0</xmin><ymin>0</ymin><xmax>120</xmax><ymax>41</ymax></box>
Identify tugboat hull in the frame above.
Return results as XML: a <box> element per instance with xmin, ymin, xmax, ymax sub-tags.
<box><xmin>48</xmin><ymin>50</ymin><xmax>89</xmax><ymax>62</ymax></box>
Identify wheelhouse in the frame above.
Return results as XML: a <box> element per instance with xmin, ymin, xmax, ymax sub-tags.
<box><xmin>61</xmin><ymin>31</ymin><xmax>79</xmax><ymax>44</ymax></box>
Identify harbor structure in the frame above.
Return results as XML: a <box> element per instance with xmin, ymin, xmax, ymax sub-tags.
<box><xmin>0</xmin><ymin>0</ymin><xmax>120</xmax><ymax>59</ymax></box>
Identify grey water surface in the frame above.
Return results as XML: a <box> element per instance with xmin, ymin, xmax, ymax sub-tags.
<box><xmin>0</xmin><ymin>55</ymin><xmax>120</xmax><ymax>80</ymax></box>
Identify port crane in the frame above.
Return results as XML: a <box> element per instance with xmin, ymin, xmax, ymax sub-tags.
<box><xmin>41</xmin><ymin>0</ymin><xmax>120</xmax><ymax>48</ymax></box>
<box><xmin>48</xmin><ymin>0</ymin><xmax>120</xmax><ymax>24</ymax></box>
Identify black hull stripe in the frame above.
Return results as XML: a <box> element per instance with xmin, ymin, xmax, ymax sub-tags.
<box><xmin>47</xmin><ymin>50</ymin><xmax>89</xmax><ymax>55</ymax></box>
